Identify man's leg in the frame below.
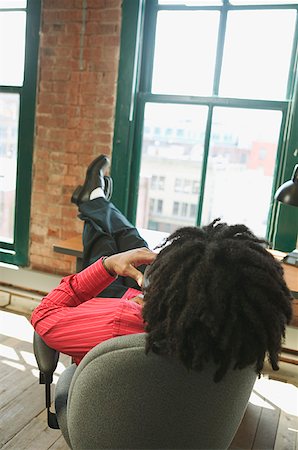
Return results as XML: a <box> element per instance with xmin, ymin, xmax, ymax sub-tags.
<box><xmin>78</xmin><ymin>197</ymin><xmax>148</xmax><ymax>294</ymax></box>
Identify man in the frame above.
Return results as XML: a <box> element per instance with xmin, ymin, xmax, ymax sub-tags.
<box><xmin>31</xmin><ymin>155</ymin><xmax>293</xmax><ymax>382</ymax></box>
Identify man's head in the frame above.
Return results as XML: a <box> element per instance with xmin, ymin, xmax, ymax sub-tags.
<box><xmin>142</xmin><ymin>219</ymin><xmax>293</xmax><ymax>382</ymax></box>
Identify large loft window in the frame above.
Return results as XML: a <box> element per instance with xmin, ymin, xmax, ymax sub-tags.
<box><xmin>0</xmin><ymin>0</ymin><xmax>41</xmax><ymax>265</ymax></box>
<box><xmin>112</xmin><ymin>0</ymin><xmax>298</xmax><ymax>251</ymax></box>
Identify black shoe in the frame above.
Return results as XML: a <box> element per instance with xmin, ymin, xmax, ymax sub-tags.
<box><xmin>71</xmin><ymin>155</ymin><xmax>110</xmax><ymax>205</ymax></box>
<box><xmin>104</xmin><ymin>176</ymin><xmax>113</xmax><ymax>201</ymax></box>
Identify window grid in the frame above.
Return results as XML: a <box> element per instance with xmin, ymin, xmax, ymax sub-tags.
<box><xmin>112</xmin><ymin>0</ymin><xmax>298</xmax><ymax>251</ymax></box>
<box><xmin>0</xmin><ymin>0</ymin><xmax>41</xmax><ymax>265</ymax></box>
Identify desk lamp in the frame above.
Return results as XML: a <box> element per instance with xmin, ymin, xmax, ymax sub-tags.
<box><xmin>274</xmin><ymin>164</ymin><xmax>298</xmax><ymax>266</ymax></box>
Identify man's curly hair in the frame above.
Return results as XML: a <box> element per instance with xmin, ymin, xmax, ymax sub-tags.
<box><xmin>142</xmin><ymin>219</ymin><xmax>293</xmax><ymax>382</ymax></box>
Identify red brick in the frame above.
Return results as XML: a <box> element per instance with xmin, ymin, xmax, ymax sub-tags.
<box><xmin>87</xmin><ymin>23</ymin><xmax>119</xmax><ymax>35</ymax></box>
<box><xmin>65</xmin><ymin>23</ymin><xmax>82</xmax><ymax>35</ymax></box>
<box><xmin>44</xmin><ymin>0</ymin><xmax>76</xmax><ymax>10</ymax></box>
<box><xmin>30</xmin><ymin>0</ymin><xmax>121</xmax><ymax>275</ymax></box>
<box><xmin>47</xmin><ymin>228</ymin><xmax>62</xmax><ymax>239</ymax></box>
<box><xmin>102</xmin><ymin>9</ymin><xmax>121</xmax><ymax>23</ymax></box>
<box><xmin>57</xmin><ymin>34</ymin><xmax>81</xmax><ymax>47</ymax></box>
<box><xmin>31</xmin><ymin>224</ymin><xmax>48</xmax><ymax>236</ymax></box>
<box><xmin>87</xmin><ymin>59</ymin><xmax>118</xmax><ymax>72</ymax></box>
<box><xmin>31</xmin><ymin>234</ymin><xmax>46</xmax><ymax>244</ymax></box>
<box><xmin>41</xmin><ymin>35</ymin><xmax>59</xmax><ymax>47</ymax></box>
<box><xmin>84</xmin><ymin>47</ymin><xmax>103</xmax><ymax>61</ymax></box>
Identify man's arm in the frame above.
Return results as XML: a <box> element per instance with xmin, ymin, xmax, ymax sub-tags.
<box><xmin>31</xmin><ymin>257</ymin><xmax>116</xmax><ymax>345</ymax></box>
<box><xmin>31</xmin><ymin>248</ymin><xmax>156</xmax><ymax>362</ymax></box>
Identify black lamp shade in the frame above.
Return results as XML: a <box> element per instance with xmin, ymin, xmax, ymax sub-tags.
<box><xmin>274</xmin><ymin>164</ymin><xmax>298</xmax><ymax>207</ymax></box>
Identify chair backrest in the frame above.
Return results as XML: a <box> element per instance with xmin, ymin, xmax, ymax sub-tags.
<box><xmin>66</xmin><ymin>333</ymin><xmax>256</xmax><ymax>450</ymax></box>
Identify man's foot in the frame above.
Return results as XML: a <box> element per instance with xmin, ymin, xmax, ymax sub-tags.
<box><xmin>71</xmin><ymin>155</ymin><xmax>110</xmax><ymax>205</ymax></box>
<box><xmin>104</xmin><ymin>176</ymin><xmax>113</xmax><ymax>201</ymax></box>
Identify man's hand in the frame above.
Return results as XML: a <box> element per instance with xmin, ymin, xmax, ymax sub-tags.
<box><xmin>129</xmin><ymin>294</ymin><xmax>144</xmax><ymax>306</ymax></box>
<box><xmin>103</xmin><ymin>248</ymin><xmax>156</xmax><ymax>287</ymax></box>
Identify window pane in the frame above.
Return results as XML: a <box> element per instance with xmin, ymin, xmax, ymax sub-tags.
<box><xmin>230</xmin><ymin>0</ymin><xmax>298</xmax><ymax>4</ymax></box>
<box><xmin>0</xmin><ymin>0</ymin><xmax>26</xmax><ymax>6</ymax></box>
<box><xmin>0</xmin><ymin>11</ymin><xmax>26</xmax><ymax>86</ymax></box>
<box><xmin>159</xmin><ymin>1</ymin><xmax>222</xmax><ymax>4</ymax></box>
<box><xmin>173</xmin><ymin>201</ymin><xmax>179</xmax><ymax>215</ymax></box>
<box><xmin>0</xmin><ymin>94</ymin><xmax>20</xmax><ymax>243</ymax></box>
<box><xmin>136</xmin><ymin>103</ymin><xmax>208</xmax><ymax>233</ymax></box>
<box><xmin>201</xmin><ymin>107</ymin><xmax>282</xmax><ymax>237</ymax></box>
<box><xmin>190</xmin><ymin>204</ymin><xmax>197</xmax><ymax>218</ymax></box>
<box><xmin>152</xmin><ymin>11</ymin><xmax>220</xmax><ymax>95</ymax></box>
<box><xmin>220</xmin><ymin>10</ymin><xmax>296</xmax><ymax>100</ymax></box>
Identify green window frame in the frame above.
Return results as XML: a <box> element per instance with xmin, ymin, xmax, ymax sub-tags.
<box><xmin>0</xmin><ymin>0</ymin><xmax>41</xmax><ymax>266</ymax></box>
<box><xmin>112</xmin><ymin>0</ymin><xmax>298</xmax><ymax>252</ymax></box>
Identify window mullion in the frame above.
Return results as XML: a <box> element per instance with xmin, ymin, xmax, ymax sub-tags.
<box><xmin>0</xmin><ymin>0</ymin><xmax>41</xmax><ymax>266</ymax></box>
<box><xmin>267</xmin><ymin>108</ymin><xmax>289</xmax><ymax>242</ymax></box>
<box><xmin>286</xmin><ymin>11</ymin><xmax>298</xmax><ymax>98</ymax></box>
<box><xmin>139</xmin><ymin>0</ymin><xmax>158</xmax><ymax>93</ymax></box>
<box><xmin>113</xmin><ymin>0</ymin><xmax>298</xmax><ymax>241</ymax></box>
<box><xmin>139</xmin><ymin>92</ymin><xmax>288</xmax><ymax>110</ymax></box>
<box><xmin>128</xmin><ymin>98</ymin><xmax>146</xmax><ymax>224</ymax></box>
<box><xmin>111</xmin><ymin>0</ymin><xmax>146</xmax><ymax>215</ymax></box>
<box><xmin>213</xmin><ymin>3</ymin><xmax>228</xmax><ymax>95</ymax></box>
<box><xmin>269</xmin><ymin>22</ymin><xmax>298</xmax><ymax>250</ymax></box>
<box><xmin>13</xmin><ymin>0</ymin><xmax>41</xmax><ymax>265</ymax></box>
<box><xmin>196</xmin><ymin>107</ymin><xmax>213</xmax><ymax>226</ymax></box>
<box><xmin>270</xmin><ymin>83</ymin><xmax>298</xmax><ymax>251</ymax></box>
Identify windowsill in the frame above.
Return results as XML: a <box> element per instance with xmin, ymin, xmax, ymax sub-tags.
<box><xmin>137</xmin><ymin>228</ymin><xmax>169</xmax><ymax>249</ymax></box>
<box><xmin>0</xmin><ymin>264</ymin><xmax>62</xmax><ymax>295</ymax></box>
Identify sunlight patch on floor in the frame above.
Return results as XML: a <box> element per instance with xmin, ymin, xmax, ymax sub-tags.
<box><xmin>0</xmin><ymin>343</ymin><xmax>20</xmax><ymax>360</ymax></box>
<box><xmin>249</xmin><ymin>390</ymin><xmax>275</xmax><ymax>410</ymax></box>
<box><xmin>250</xmin><ymin>376</ymin><xmax>298</xmax><ymax>417</ymax></box>
<box><xmin>1</xmin><ymin>344</ymin><xmax>67</xmax><ymax>377</ymax></box>
<box><xmin>20</xmin><ymin>349</ymin><xmax>38</xmax><ymax>367</ymax></box>
<box><xmin>1</xmin><ymin>310</ymin><xmax>68</xmax><ymax>381</ymax></box>
<box><xmin>55</xmin><ymin>360</ymin><xmax>68</xmax><ymax>374</ymax></box>
<box><xmin>0</xmin><ymin>310</ymin><xmax>33</xmax><ymax>343</ymax></box>
<box><xmin>2</xmin><ymin>359</ymin><xmax>26</xmax><ymax>371</ymax></box>
<box><xmin>31</xmin><ymin>368</ymin><xmax>40</xmax><ymax>379</ymax></box>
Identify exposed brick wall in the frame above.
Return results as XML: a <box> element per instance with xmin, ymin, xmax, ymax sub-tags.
<box><xmin>30</xmin><ymin>0</ymin><xmax>121</xmax><ymax>275</ymax></box>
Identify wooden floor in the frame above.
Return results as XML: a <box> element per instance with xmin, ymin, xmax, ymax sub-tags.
<box><xmin>0</xmin><ymin>309</ymin><xmax>297</xmax><ymax>450</ymax></box>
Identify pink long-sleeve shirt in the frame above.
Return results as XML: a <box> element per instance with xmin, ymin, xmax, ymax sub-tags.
<box><xmin>31</xmin><ymin>258</ymin><xmax>145</xmax><ymax>365</ymax></box>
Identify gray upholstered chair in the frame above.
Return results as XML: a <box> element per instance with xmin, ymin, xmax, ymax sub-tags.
<box><xmin>33</xmin><ymin>331</ymin><xmax>256</xmax><ymax>450</ymax></box>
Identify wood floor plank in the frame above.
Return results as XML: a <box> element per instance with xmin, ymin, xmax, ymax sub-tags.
<box><xmin>48</xmin><ymin>435</ymin><xmax>69</xmax><ymax>450</ymax></box>
<box><xmin>0</xmin><ymin>338</ymin><xmax>70</xmax><ymax>410</ymax></box>
<box><xmin>2</xmin><ymin>410</ymin><xmax>65</xmax><ymax>450</ymax></box>
<box><xmin>0</xmin><ymin>309</ymin><xmax>34</xmax><ymax>343</ymax></box>
<box><xmin>0</xmin><ymin>355</ymin><xmax>25</xmax><ymax>380</ymax></box>
<box><xmin>274</xmin><ymin>410</ymin><xmax>298</xmax><ymax>450</ymax></box>
<box><xmin>0</xmin><ymin>379</ymin><xmax>48</xmax><ymax>447</ymax></box>
<box><xmin>252</xmin><ymin>403</ymin><xmax>281</xmax><ymax>449</ymax></box>
<box><xmin>0</xmin><ymin>337</ymin><xmax>34</xmax><ymax>379</ymax></box>
<box><xmin>0</xmin><ymin>364</ymin><xmax>38</xmax><ymax>409</ymax></box>
<box><xmin>229</xmin><ymin>402</ymin><xmax>262</xmax><ymax>449</ymax></box>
